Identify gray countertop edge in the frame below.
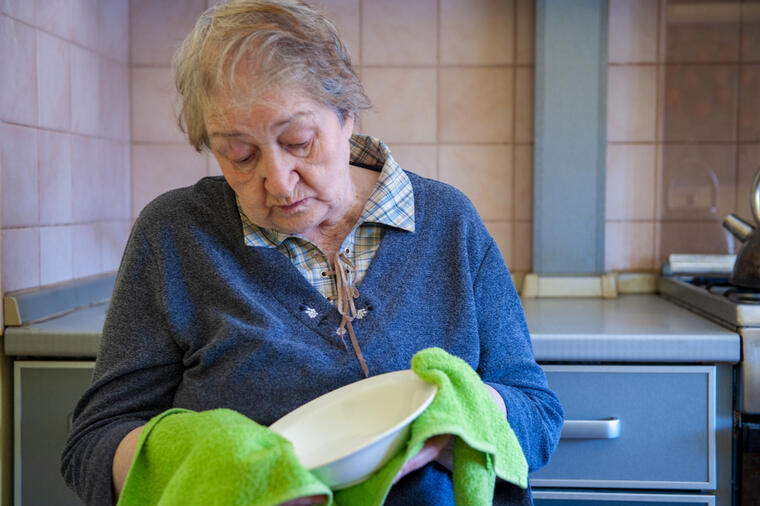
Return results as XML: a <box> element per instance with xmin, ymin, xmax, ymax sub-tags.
<box><xmin>3</xmin><ymin>295</ymin><xmax>743</xmax><ymax>363</ymax></box>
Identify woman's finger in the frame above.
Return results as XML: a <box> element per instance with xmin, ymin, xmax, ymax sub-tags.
<box><xmin>393</xmin><ymin>434</ymin><xmax>452</xmax><ymax>484</ymax></box>
<box><xmin>278</xmin><ymin>494</ymin><xmax>328</xmax><ymax>505</ymax></box>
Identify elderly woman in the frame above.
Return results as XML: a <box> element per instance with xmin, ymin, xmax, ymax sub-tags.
<box><xmin>61</xmin><ymin>1</ymin><xmax>563</xmax><ymax>504</ymax></box>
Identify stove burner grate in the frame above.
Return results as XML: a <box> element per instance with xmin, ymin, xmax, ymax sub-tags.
<box><xmin>682</xmin><ymin>276</ymin><xmax>760</xmax><ymax>305</ymax></box>
<box><xmin>725</xmin><ymin>290</ymin><xmax>760</xmax><ymax>305</ymax></box>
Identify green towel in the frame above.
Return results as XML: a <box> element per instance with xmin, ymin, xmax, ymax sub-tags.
<box><xmin>117</xmin><ymin>408</ymin><xmax>332</xmax><ymax>506</ymax></box>
<box><xmin>334</xmin><ymin>347</ymin><xmax>528</xmax><ymax>506</ymax></box>
<box><xmin>117</xmin><ymin>347</ymin><xmax>526</xmax><ymax>506</ymax></box>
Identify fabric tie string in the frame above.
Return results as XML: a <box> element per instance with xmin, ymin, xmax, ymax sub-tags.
<box><xmin>329</xmin><ymin>252</ymin><xmax>369</xmax><ymax>377</ymax></box>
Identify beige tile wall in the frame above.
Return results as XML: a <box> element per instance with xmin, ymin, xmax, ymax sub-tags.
<box><xmin>10</xmin><ymin>0</ymin><xmax>750</xmax><ymax>294</ymax></box>
<box><xmin>605</xmin><ymin>0</ymin><xmax>760</xmax><ymax>272</ymax></box>
<box><xmin>129</xmin><ymin>0</ymin><xmax>536</xmax><ymax>273</ymax></box>
<box><xmin>129</xmin><ymin>0</ymin><xmax>217</xmax><ymax>218</ymax></box>
<box><xmin>0</xmin><ymin>0</ymin><xmax>131</xmax><ymax>293</ymax></box>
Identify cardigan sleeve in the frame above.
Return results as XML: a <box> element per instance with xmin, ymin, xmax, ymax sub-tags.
<box><xmin>473</xmin><ymin>241</ymin><xmax>564</xmax><ymax>472</ymax></box>
<box><xmin>60</xmin><ymin>221</ymin><xmax>185</xmax><ymax>506</ymax></box>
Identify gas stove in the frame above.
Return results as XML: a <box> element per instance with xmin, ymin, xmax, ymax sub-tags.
<box><xmin>659</xmin><ymin>275</ymin><xmax>760</xmax><ymax>415</ymax></box>
<box><xmin>658</xmin><ymin>275</ymin><xmax>760</xmax><ymax>504</ymax></box>
<box><xmin>658</xmin><ymin>275</ymin><xmax>760</xmax><ymax>330</ymax></box>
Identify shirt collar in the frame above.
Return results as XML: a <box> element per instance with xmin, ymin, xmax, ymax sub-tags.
<box><xmin>239</xmin><ymin>134</ymin><xmax>415</xmax><ymax>248</ymax></box>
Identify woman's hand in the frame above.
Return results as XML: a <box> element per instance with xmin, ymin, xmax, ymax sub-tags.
<box><xmin>279</xmin><ymin>495</ymin><xmax>328</xmax><ymax>505</ymax></box>
<box><xmin>485</xmin><ymin>384</ymin><xmax>507</xmax><ymax>418</ymax></box>
<box><xmin>392</xmin><ymin>384</ymin><xmax>506</xmax><ymax>484</ymax></box>
<box><xmin>393</xmin><ymin>433</ymin><xmax>452</xmax><ymax>484</ymax></box>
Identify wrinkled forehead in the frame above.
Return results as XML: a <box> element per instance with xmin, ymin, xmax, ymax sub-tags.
<box><xmin>205</xmin><ymin>84</ymin><xmax>324</xmax><ymax>138</ymax></box>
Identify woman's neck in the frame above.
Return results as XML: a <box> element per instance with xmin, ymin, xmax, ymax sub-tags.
<box><xmin>304</xmin><ymin>164</ymin><xmax>379</xmax><ymax>258</ymax></box>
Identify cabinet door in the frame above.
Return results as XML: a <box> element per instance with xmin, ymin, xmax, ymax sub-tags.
<box><xmin>14</xmin><ymin>361</ymin><xmax>94</xmax><ymax>506</ymax></box>
<box><xmin>530</xmin><ymin>365</ymin><xmax>716</xmax><ymax>489</ymax></box>
<box><xmin>533</xmin><ymin>490</ymin><xmax>715</xmax><ymax>506</ymax></box>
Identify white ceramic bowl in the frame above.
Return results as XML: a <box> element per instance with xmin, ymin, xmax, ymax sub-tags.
<box><xmin>269</xmin><ymin>369</ymin><xmax>437</xmax><ymax>490</ymax></box>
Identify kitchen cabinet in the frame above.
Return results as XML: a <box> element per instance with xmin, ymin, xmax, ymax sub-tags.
<box><xmin>14</xmin><ymin>362</ymin><xmax>93</xmax><ymax>506</ymax></box>
<box><xmin>530</xmin><ymin>365</ymin><xmax>731</xmax><ymax>506</ymax></box>
<box><xmin>523</xmin><ymin>297</ymin><xmax>738</xmax><ymax>506</ymax></box>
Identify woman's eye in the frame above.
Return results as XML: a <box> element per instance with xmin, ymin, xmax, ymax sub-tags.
<box><xmin>231</xmin><ymin>152</ymin><xmax>257</xmax><ymax>173</ymax></box>
<box><xmin>234</xmin><ymin>154</ymin><xmax>253</xmax><ymax>164</ymax></box>
<box><xmin>287</xmin><ymin>139</ymin><xmax>312</xmax><ymax>155</ymax></box>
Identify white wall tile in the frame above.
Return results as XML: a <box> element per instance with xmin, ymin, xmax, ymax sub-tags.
<box><xmin>440</xmin><ymin>0</ymin><xmax>514</xmax><ymax>65</ymax></box>
<box><xmin>607</xmin><ymin>65</ymin><xmax>657</xmax><ymax>142</ymax></box>
<box><xmin>101</xmin><ymin>58</ymin><xmax>130</xmax><ymax>141</ymax></box>
<box><xmin>439</xmin><ymin>67</ymin><xmax>513</xmax><ymax>143</ymax></box>
<box><xmin>362</xmin><ymin>0</ymin><xmax>436</xmax><ymax>65</ymax></box>
<box><xmin>1</xmin><ymin>0</ymin><xmax>35</xmax><ymax>24</ymax></box>
<box><xmin>36</xmin><ymin>0</ymin><xmax>71</xmax><ymax>39</ymax></box>
<box><xmin>98</xmin><ymin>0</ymin><xmax>129</xmax><ymax>62</ymax></box>
<box><xmin>361</xmin><ymin>67</ymin><xmax>437</xmax><ymax>144</ymax></box>
<box><xmin>1</xmin><ymin>15</ymin><xmax>38</xmax><ymax>126</ymax></box>
<box><xmin>608</xmin><ymin>0</ymin><xmax>658</xmax><ymax>63</ymax></box>
<box><xmin>130</xmin><ymin>0</ymin><xmax>206</xmax><ymax>66</ymax></box>
<box><xmin>131</xmin><ymin>143</ymin><xmax>208</xmax><ymax>216</ymax></box>
<box><xmin>70</xmin><ymin>0</ymin><xmax>99</xmax><ymax>49</ymax></box>
<box><xmin>385</xmin><ymin>144</ymin><xmax>437</xmax><ymax>180</ymax></box>
<box><xmin>606</xmin><ymin>144</ymin><xmax>656</xmax><ymax>220</ymax></box>
<box><xmin>100</xmin><ymin>140</ymin><xmax>131</xmax><ymax>220</ymax></box>
<box><xmin>515</xmin><ymin>0</ymin><xmax>534</xmax><ymax>65</ymax></box>
<box><xmin>72</xmin><ymin>223</ymin><xmax>101</xmax><ymax>278</ymax></box>
<box><xmin>310</xmin><ymin>0</ymin><xmax>360</xmax><ymax>64</ymax></box>
<box><xmin>605</xmin><ymin>221</ymin><xmax>655</xmax><ymax>272</ymax></box>
<box><xmin>70</xmin><ymin>135</ymin><xmax>102</xmax><ymax>222</ymax></box>
<box><xmin>438</xmin><ymin>145</ymin><xmax>513</xmax><ymax>221</ymax></box>
<box><xmin>40</xmin><ymin>225</ymin><xmax>73</xmax><ymax>285</ymax></box>
<box><xmin>512</xmin><ymin>221</ymin><xmax>532</xmax><ymax>272</ymax></box>
<box><xmin>131</xmin><ymin>66</ymin><xmax>185</xmax><ymax>143</ymax></box>
<box><xmin>0</xmin><ymin>123</ymin><xmax>38</xmax><ymax>227</ymax></box>
<box><xmin>71</xmin><ymin>45</ymin><xmax>101</xmax><ymax>135</ymax></box>
<box><xmin>2</xmin><ymin>227</ymin><xmax>40</xmax><ymax>292</ymax></box>
<box><xmin>37</xmin><ymin>31</ymin><xmax>71</xmax><ymax>130</ymax></box>
<box><xmin>514</xmin><ymin>145</ymin><xmax>533</xmax><ymax>221</ymax></box>
<box><xmin>38</xmin><ymin>130</ymin><xmax>73</xmax><ymax>225</ymax></box>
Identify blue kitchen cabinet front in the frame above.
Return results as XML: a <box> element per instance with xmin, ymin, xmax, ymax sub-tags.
<box><xmin>531</xmin><ymin>365</ymin><xmax>733</xmax><ymax>506</ymax></box>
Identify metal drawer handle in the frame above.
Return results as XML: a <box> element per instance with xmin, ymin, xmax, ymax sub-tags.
<box><xmin>561</xmin><ymin>418</ymin><xmax>620</xmax><ymax>440</ymax></box>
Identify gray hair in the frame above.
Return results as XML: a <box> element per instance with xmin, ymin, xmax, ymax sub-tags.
<box><xmin>174</xmin><ymin>0</ymin><xmax>370</xmax><ymax>151</ymax></box>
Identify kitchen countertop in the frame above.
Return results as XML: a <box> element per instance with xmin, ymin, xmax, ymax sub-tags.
<box><xmin>523</xmin><ymin>295</ymin><xmax>740</xmax><ymax>363</ymax></box>
<box><xmin>4</xmin><ymin>302</ymin><xmax>107</xmax><ymax>357</ymax></box>
<box><xmin>4</xmin><ymin>294</ymin><xmax>741</xmax><ymax>363</ymax></box>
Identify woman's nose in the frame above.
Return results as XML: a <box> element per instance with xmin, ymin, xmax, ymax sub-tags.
<box><xmin>261</xmin><ymin>151</ymin><xmax>297</xmax><ymax>197</ymax></box>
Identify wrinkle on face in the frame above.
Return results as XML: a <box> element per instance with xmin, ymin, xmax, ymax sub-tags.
<box><xmin>206</xmin><ymin>86</ymin><xmax>357</xmax><ymax>242</ymax></box>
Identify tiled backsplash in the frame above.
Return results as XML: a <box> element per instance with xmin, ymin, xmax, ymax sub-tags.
<box><xmin>2</xmin><ymin>0</ymin><xmax>759</xmax><ymax>294</ymax></box>
<box><xmin>128</xmin><ymin>0</ymin><xmax>536</xmax><ymax>274</ymax></box>
<box><xmin>0</xmin><ymin>0</ymin><xmax>130</xmax><ymax>293</ymax></box>
<box><xmin>606</xmin><ymin>0</ymin><xmax>760</xmax><ymax>271</ymax></box>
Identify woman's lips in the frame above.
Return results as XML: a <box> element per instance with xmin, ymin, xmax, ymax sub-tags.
<box><xmin>277</xmin><ymin>198</ymin><xmax>307</xmax><ymax>214</ymax></box>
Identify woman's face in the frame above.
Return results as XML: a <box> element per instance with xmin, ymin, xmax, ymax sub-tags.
<box><xmin>207</xmin><ymin>88</ymin><xmax>355</xmax><ymax>238</ymax></box>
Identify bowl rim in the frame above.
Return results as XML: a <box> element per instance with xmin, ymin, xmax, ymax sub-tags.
<box><xmin>268</xmin><ymin>369</ymin><xmax>437</xmax><ymax>471</ymax></box>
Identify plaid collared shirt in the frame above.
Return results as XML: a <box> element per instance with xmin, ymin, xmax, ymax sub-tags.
<box><xmin>238</xmin><ymin>134</ymin><xmax>415</xmax><ymax>303</ymax></box>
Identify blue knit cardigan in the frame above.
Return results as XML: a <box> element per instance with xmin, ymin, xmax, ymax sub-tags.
<box><xmin>61</xmin><ymin>172</ymin><xmax>563</xmax><ymax>505</ymax></box>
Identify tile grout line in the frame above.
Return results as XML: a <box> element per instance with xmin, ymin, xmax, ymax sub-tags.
<box><xmin>510</xmin><ymin>0</ymin><xmax>518</xmax><ymax>268</ymax></box>
<box><xmin>436</xmin><ymin>0</ymin><xmax>440</xmax><ymax>180</ymax></box>
<box><xmin>652</xmin><ymin>0</ymin><xmax>663</xmax><ymax>270</ymax></box>
<box><xmin>734</xmin><ymin>2</ymin><xmax>744</xmax><ymax>225</ymax></box>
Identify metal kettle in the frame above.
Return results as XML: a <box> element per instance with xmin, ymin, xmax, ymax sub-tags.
<box><xmin>723</xmin><ymin>169</ymin><xmax>760</xmax><ymax>289</ymax></box>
